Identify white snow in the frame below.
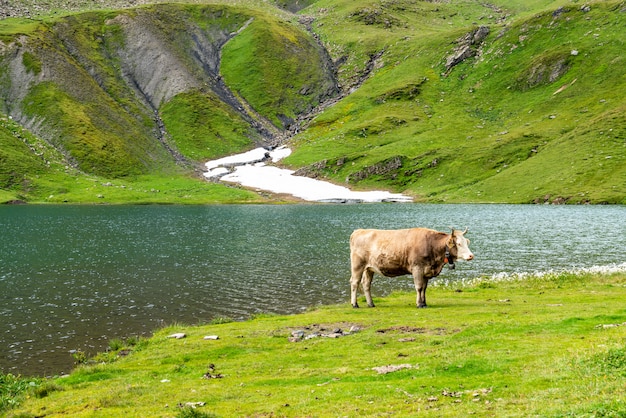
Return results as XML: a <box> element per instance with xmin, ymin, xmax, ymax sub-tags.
<box><xmin>203</xmin><ymin>146</ymin><xmax>412</xmax><ymax>203</ymax></box>
<box><xmin>205</xmin><ymin>148</ymin><xmax>273</xmax><ymax>170</ymax></box>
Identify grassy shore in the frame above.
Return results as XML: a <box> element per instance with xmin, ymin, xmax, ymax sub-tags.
<box><xmin>4</xmin><ymin>270</ymin><xmax>626</xmax><ymax>417</ymax></box>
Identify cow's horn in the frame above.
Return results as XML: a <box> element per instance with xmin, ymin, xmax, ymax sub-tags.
<box><xmin>449</xmin><ymin>226</ymin><xmax>455</xmax><ymax>234</ymax></box>
<box><xmin>462</xmin><ymin>227</ymin><xmax>469</xmax><ymax>234</ymax></box>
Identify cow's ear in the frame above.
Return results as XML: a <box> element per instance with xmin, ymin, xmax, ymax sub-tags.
<box><xmin>447</xmin><ymin>236</ymin><xmax>455</xmax><ymax>248</ymax></box>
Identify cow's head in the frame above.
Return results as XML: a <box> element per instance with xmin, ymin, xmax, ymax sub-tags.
<box><xmin>448</xmin><ymin>227</ymin><xmax>474</xmax><ymax>261</ymax></box>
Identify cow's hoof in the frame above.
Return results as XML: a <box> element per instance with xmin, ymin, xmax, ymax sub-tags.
<box><xmin>368</xmin><ymin>303</ymin><xmax>376</xmax><ymax>308</ymax></box>
<box><xmin>417</xmin><ymin>304</ymin><xmax>428</xmax><ymax>309</ymax></box>
<box><xmin>352</xmin><ymin>303</ymin><xmax>360</xmax><ymax>308</ymax></box>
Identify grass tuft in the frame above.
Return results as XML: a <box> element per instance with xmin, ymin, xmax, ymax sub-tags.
<box><xmin>0</xmin><ymin>374</ymin><xmax>40</xmax><ymax>412</ymax></box>
<box><xmin>177</xmin><ymin>407</ymin><xmax>219</xmax><ymax>418</ymax></box>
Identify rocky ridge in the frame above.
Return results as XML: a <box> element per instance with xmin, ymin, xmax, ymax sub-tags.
<box><xmin>1</xmin><ymin>0</ymin><xmax>153</xmax><ymax>19</ymax></box>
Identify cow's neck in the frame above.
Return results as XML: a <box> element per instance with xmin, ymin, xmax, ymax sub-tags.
<box><xmin>443</xmin><ymin>234</ymin><xmax>456</xmax><ymax>268</ymax></box>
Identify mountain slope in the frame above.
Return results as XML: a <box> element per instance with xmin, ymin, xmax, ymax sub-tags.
<box><xmin>286</xmin><ymin>0</ymin><xmax>625</xmax><ymax>203</ymax></box>
<box><xmin>0</xmin><ymin>0</ymin><xmax>624</xmax><ymax>204</ymax></box>
<box><xmin>0</xmin><ymin>2</ymin><xmax>338</xmax><ymax>202</ymax></box>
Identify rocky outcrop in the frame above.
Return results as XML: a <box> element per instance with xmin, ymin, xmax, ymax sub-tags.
<box><xmin>444</xmin><ymin>26</ymin><xmax>490</xmax><ymax>72</ymax></box>
<box><xmin>514</xmin><ymin>52</ymin><xmax>572</xmax><ymax>91</ymax></box>
<box><xmin>347</xmin><ymin>156</ymin><xmax>404</xmax><ymax>183</ymax></box>
<box><xmin>294</xmin><ymin>155</ymin><xmax>406</xmax><ymax>184</ymax></box>
<box><xmin>349</xmin><ymin>7</ymin><xmax>401</xmax><ymax>29</ymax></box>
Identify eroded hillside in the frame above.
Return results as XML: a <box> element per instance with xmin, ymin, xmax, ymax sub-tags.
<box><xmin>0</xmin><ymin>3</ymin><xmax>337</xmax><ymax>181</ymax></box>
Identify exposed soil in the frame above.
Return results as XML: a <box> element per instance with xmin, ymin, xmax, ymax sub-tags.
<box><xmin>376</xmin><ymin>326</ymin><xmax>460</xmax><ymax>335</ymax></box>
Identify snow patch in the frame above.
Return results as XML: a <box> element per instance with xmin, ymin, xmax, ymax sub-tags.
<box><xmin>204</xmin><ymin>147</ymin><xmax>412</xmax><ymax>203</ymax></box>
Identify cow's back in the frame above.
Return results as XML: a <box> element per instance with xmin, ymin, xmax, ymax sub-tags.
<box><xmin>350</xmin><ymin>228</ymin><xmax>443</xmax><ymax>273</ymax></box>
<box><xmin>350</xmin><ymin>228</ymin><xmax>409</xmax><ymax>256</ymax></box>
<box><xmin>350</xmin><ymin>228</ymin><xmax>440</xmax><ymax>252</ymax></box>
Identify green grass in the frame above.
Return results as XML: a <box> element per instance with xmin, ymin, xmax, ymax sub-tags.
<box><xmin>220</xmin><ymin>10</ymin><xmax>336</xmax><ymax>129</ymax></box>
<box><xmin>0</xmin><ymin>374</ymin><xmax>40</xmax><ymax>412</ymax></box>
<box><xmin>0</xmin><ymin>112</ymin><xmax>265</xmax><ymax>204</ymax></box>
<box><xmin>0</xmin><ymin>117</ymin><xmax>49</xmax><ymax>190</ymax></box>
<box><xmin>0</xmin><ymin>18</ymin><xmax>44</xmax><ymax>42</ymax></box>
<box><xmin>6</xmin><ymin>271</ymin><xmax>626</xmax><ymax>417</ymax></box>
<box><xmin>24</xmin><ymin>173</ymin><xmax>266</xmax><ymax>204</ymax></box>
<box><xmin>21</xmin><ymin>81</ymin><xmax>162</xmax><ymax>177</ymax></box>
<box><xmin>160</xmin><ymin>90</ymin><xmax>257</xmax><ymax>161</ymax></box>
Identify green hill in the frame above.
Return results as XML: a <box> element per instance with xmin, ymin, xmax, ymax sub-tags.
<box><xmin>1</xmin><ymin>0</ymin><xmax>624</xmax><ymax>204</ymax></box>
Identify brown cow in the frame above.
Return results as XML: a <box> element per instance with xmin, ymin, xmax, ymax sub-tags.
<box><xmin>349</xmin><ymin>227</ymin><xmax>474</xmax><ymax>308</ymax></box>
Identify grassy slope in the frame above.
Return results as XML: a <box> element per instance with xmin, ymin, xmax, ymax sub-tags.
<box><xmin>7</xmin><ymin>272</ymin><xmax>626</xmax><ymax>417</ymax></box>
<box><xmin>1</xmin><ymin>0</ymin><xmax>624</xmax><ymax>204</ymax></box>
<box><xmin>160</xmin><ymin>91</ymin><xmax>255</xmax><ymax>161</ymax></box>
<box><xmin>0</xmin><ymin>112</ymin><xmax>263</xmax><ymax>204</ymax></box>
<box><xmin>220</xmin><ymin>11</ymin><xmax>337</xmax><ymax>130</ymax></box>
<box><xmin>18</xmin><ymin>11</ymin><xmax>177</xmax><ymax>178</ymax></box>
<box><xmin>0</xmin><ymin>117</ymin><xmax>49</xmax><ymax>190</ymax></box>
<box><xmin>286</xmin><ymin>0</ymin><xmax>625</xmax><ymax>204</ymax></box>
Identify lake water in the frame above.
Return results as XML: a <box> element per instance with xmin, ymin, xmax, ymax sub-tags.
<box><xmin>1</xmin><ymin>204</ymin><xmax>624</xmax><ymax>376</ymax></box>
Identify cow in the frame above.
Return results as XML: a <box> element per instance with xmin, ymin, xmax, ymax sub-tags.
<box><xmin>349</xmin><ymin>227</ymin><xmax>474</xmax><ymax>308</ymax></box>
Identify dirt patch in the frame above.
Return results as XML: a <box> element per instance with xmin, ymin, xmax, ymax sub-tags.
<box><xmin>376</xmin><ymin>326</ymin><xmax>459</xmax><ymax>335</ymax></box>
<box><xmin>371</xmin><ymin>363</ymin><xmax>416</xmax><ymax>374</ymax></box>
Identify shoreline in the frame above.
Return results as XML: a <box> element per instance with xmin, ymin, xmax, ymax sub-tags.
<box><xmin>7</xmin><ymin>262</ymin><xmax>626</xmax><ymax>378</ymax></box>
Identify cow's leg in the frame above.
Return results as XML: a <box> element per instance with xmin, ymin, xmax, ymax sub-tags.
<box><xmin>362</xmin><ymin>269</ymin><xmax>375</xmax><ymax>308</ymax></box>
<box><xmin>412</xmin><ymin>270</ymin><xmax>428</xmax><ymax>308</ymax></box>
<box><xmin>350</xmin><ymin>261</ymin><xmax>365</xmax><ymax>308</ymax></box>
